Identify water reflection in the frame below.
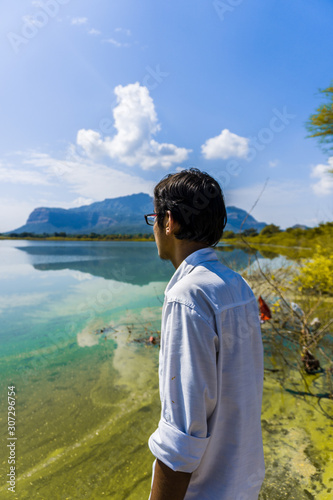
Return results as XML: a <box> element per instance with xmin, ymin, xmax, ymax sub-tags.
<box><xmin>14</xmin><ymin>241</ymin><xmax>169</xmax><ymax>285</ymax></box>
<box><xmin>14</xmin><ymin>241</ymin><xmax>281</xmax><ymax>285</ymax></box>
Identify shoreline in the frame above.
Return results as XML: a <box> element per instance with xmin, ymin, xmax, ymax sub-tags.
<box><xmin>0</xmin><ymin>236</ymin><xmax>155</xmax><ymax>242</ymax></box>
<box><xmin>0</xmin><ymin>235</ymin><xmax>314</xmax><ymax>251</ymax></box>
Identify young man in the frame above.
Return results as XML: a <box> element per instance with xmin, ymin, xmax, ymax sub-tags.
<box><xmin>145</xmin><ymin>168</ymin><xmax>265</xmax><ymax>500</ymax></box>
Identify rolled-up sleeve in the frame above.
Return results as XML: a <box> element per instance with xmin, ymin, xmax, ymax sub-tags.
<box><xmin>149</xmin><ymin>300</ymin><xmax>218</xmax><ymax>473</ymax></box>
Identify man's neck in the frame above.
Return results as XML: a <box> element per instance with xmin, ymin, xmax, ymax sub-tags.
<box><xmin>170</xmin><ymin>242</ymin><xmax>209</xmax><ymax>269</ymax></box>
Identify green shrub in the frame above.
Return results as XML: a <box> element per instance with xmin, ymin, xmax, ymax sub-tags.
<box><xmin>260</xmin><ymin>224</ymin><xmax>281</xmax><ymax>236</ymax></box>
<box><xmin>223</xmin><ymin>230</ymin><xmax>236</xmax><ymax>239</ymax></box>
<box><xmin>294</xmin><ymin>244</ymin><xmax>333</xmax><ymax>295</ymax></box>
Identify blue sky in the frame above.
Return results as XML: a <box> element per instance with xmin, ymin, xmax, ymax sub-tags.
<box><xmin>1</xmin><ymin>0</ymin><xmax>333</xmax><ymax>232</ymax></box>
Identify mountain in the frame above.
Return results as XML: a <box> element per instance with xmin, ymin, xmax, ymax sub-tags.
<box><xmin>6</xmin><ymin>193</ymin><xmax>267</xmax><ymax>235</ymax></box>
<box><xmin>290</xmin><ymin>224</ymin><xmax>309</xmax><ymax>230</ymax></box>
<box><xmin>7</xmin><ymin>193</ymin><xmax>154</xmax><ymax>235</ymax></box>
<box><xmin>224</xmin><ymin>206</ymin><xmax>266</xmax><ymax>233</ymax></box>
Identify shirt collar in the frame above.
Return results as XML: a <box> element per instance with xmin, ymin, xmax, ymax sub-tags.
<box><xmin>165</xmin><ymin>246</ymin><xmax>218</xmax><ymax>295</ymax></box>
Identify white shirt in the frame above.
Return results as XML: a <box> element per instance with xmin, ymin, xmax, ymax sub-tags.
<box><xmin>148</xmin><ymin>247</ymin><xmax>265</xmax><ymax>500</ymax></box>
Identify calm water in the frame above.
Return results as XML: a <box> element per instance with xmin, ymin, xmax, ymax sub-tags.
<box><xmin>0</xmin><ymin>240</ymin><xmax>331</xmax><ymax>500</ymax></box>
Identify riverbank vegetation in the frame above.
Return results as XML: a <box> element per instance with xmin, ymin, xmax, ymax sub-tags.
<box><xmin>0</xmin><ymin>231</ymin><xmax>155</xmax><ymax>242</ymax></box>
<box><xmin>1</xmin><ymin>221</ymin><xmax>332</xmax><ymax>249</ymax></box>
<box><xmin>223</xmin><ymin>221</ymin><xmax>333</xmax><ymax>252</ymax></box>
<box><xmin>238</xmin><ymin>225</ymin><xmax>333</xmax><ymax>402</ymax></box>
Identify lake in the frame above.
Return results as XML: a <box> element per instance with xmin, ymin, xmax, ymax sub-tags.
<box><xmin>0</xmin><ymin>240</ymin><xmax>331</xmax><ymax>499</ymax></box>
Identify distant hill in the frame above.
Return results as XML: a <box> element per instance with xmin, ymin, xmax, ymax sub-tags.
<box><xmin>8</xmin><ymin>193</ymin><xmax>153</xmax><ymax>235</ymax></box>
<box><xmin>289</xmin><ymin>224</ymin><xmax>309</xmax><ymax>230</ymax></box>
<box><xmin>6</xmin><ymin>193</ymin><xmax>267</xmax><ymax>235</ymax></box>
<box><xmin>224</xmin><ymin>206</ymin><xmax>266</xmax><ymax>233</ymax></box>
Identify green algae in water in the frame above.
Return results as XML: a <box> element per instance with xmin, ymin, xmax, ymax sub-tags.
<box><xmin>0</xmin><ymin>307</ymin><xmax>162</xmax><ymax>500</ymax></box>
<box><xmin>2</xmin><ymin>312</ymin><xmax>332</xmax><ymax>499</ymax></box>
<box><xmin>259</xmin><ymin>370</ymin><xmax>333</xmax><ymax>500</ymax></box>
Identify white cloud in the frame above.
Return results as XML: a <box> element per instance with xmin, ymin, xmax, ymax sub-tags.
<box><xmin>69</xmin><ymin>197</ymin><xmax>95</xmax><ymax>207</ymax></box>
<box><xmin>76</xmin><ymin>83</ymin><xmax>191</xmax><ymax>170</ymax></box>
<box><xmin>75</xmin><ymin>131</ymin><xmax>105</xmax><ymax>159</ymax></box>
<box><xmin>0</xmin><ymin>83</ymin><xmax>190</xmax><ymax>231</ymax></box>
<box><xmin>0</xmin><ymin>293</ymin><xmax>51</xmax><ymax>314</ymax></box>
<box><xmin>102</xmin><ymin>38</ymin><xmax>130</xmax><ymax>48</ymax></box>
<box><xmin>0</xmin><ymin>148</ymin><xmax>155</xmax><ymax>232</ymax></box>
<box><xmin>201</xmin><ymin>129</ymin><xmax>249</xmax><ymax>160</ymax></box>
<box><xmin>0</xmin><ymin>160</ymin><xmax>50</xmax><ymax>185</ymax></box>
<box><xmin>67</xmin><ymin>270</ymin><xmax>94</xmax><ymax>281</ymax></box>
<box><xmin>88</xmin><ymin>28</ymin><xmax>101</xmax><ymax>36</ymax></box>
<box><xmin>71</xmin><ymin>17</ymin><xmax>88</xmax><ymax>25</ymax></box>
<box><xmin>36</xmin><ymin>197</ymin><xmax>95</xmax><ymax>209</ymax></box>
<box><xmin>19</xmin><ymin>149</ymin><xmax>155</xmax><ymax>199</ymax></box>
<box><xmin>310</xmin><ymin>157</ymin><xmax>333</xmax><ymax>196</ymax></box>
<box><xmin>269</xmin><ymin>160</ymin><xmax>278</xmax><ymax>168</ymax></box>
<box><xmin>115</xmin><ymin>27</ymin><xmax>132</xmax><ymax>36</ymax></box>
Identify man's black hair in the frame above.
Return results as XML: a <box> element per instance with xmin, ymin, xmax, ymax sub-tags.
<box><xmin>154</xmin><ymin>168</ymin><xmax>227</xmax><ymax>247</ymax></box>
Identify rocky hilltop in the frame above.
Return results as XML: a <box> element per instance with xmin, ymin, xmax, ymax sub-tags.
<box><xmin>7</xmin><ymin>193</ymin><xmax>267</xmax><ymax>235</ymax></box>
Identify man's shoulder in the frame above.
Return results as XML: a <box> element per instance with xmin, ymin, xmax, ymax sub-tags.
<box><xmin>165</xmin><ymin>261</ymin><xmax>256</xmax><ymax>318</ymax></box>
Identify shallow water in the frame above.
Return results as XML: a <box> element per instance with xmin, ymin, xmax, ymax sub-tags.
<box><xmin>0</xmin><ymin>240</ymin><xmax>332</xmax><ymax>499</ymax></box>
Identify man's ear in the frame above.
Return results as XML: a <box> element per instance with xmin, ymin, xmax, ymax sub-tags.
<box><xmin>165</xmin><ymin>211</ymin><xmax>171</xmax><ymax>234</ymax></box>
<box><xmin>166</xmin><ymin>210</ymin><xmax>179</xmax><ymax>235</ymax></box>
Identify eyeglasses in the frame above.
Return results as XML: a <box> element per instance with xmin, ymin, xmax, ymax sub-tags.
<box><xmin>144</xmin><ymin>213</ymin><xmax>157</xmax><ymax>226</ymax></box>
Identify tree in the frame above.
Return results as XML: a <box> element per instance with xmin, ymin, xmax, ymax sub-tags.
<box><xmin>307</xmin><ymin>83</ymin><xmax>333</xmax><ymax>156</ymax></box>
<box><xmin>222</xmin><ymin>230</ymin><xmax>235</xmax><ymax>239</ymax></box>
<box><xmin>260</xmin><ymin>224</ymin><xmax>281</xmax><ymax>236</ymax></box>
<box><xmin>242</xmin><ymin>228</ymin><xmax>258</xmax><ymax>237</ymax></box>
